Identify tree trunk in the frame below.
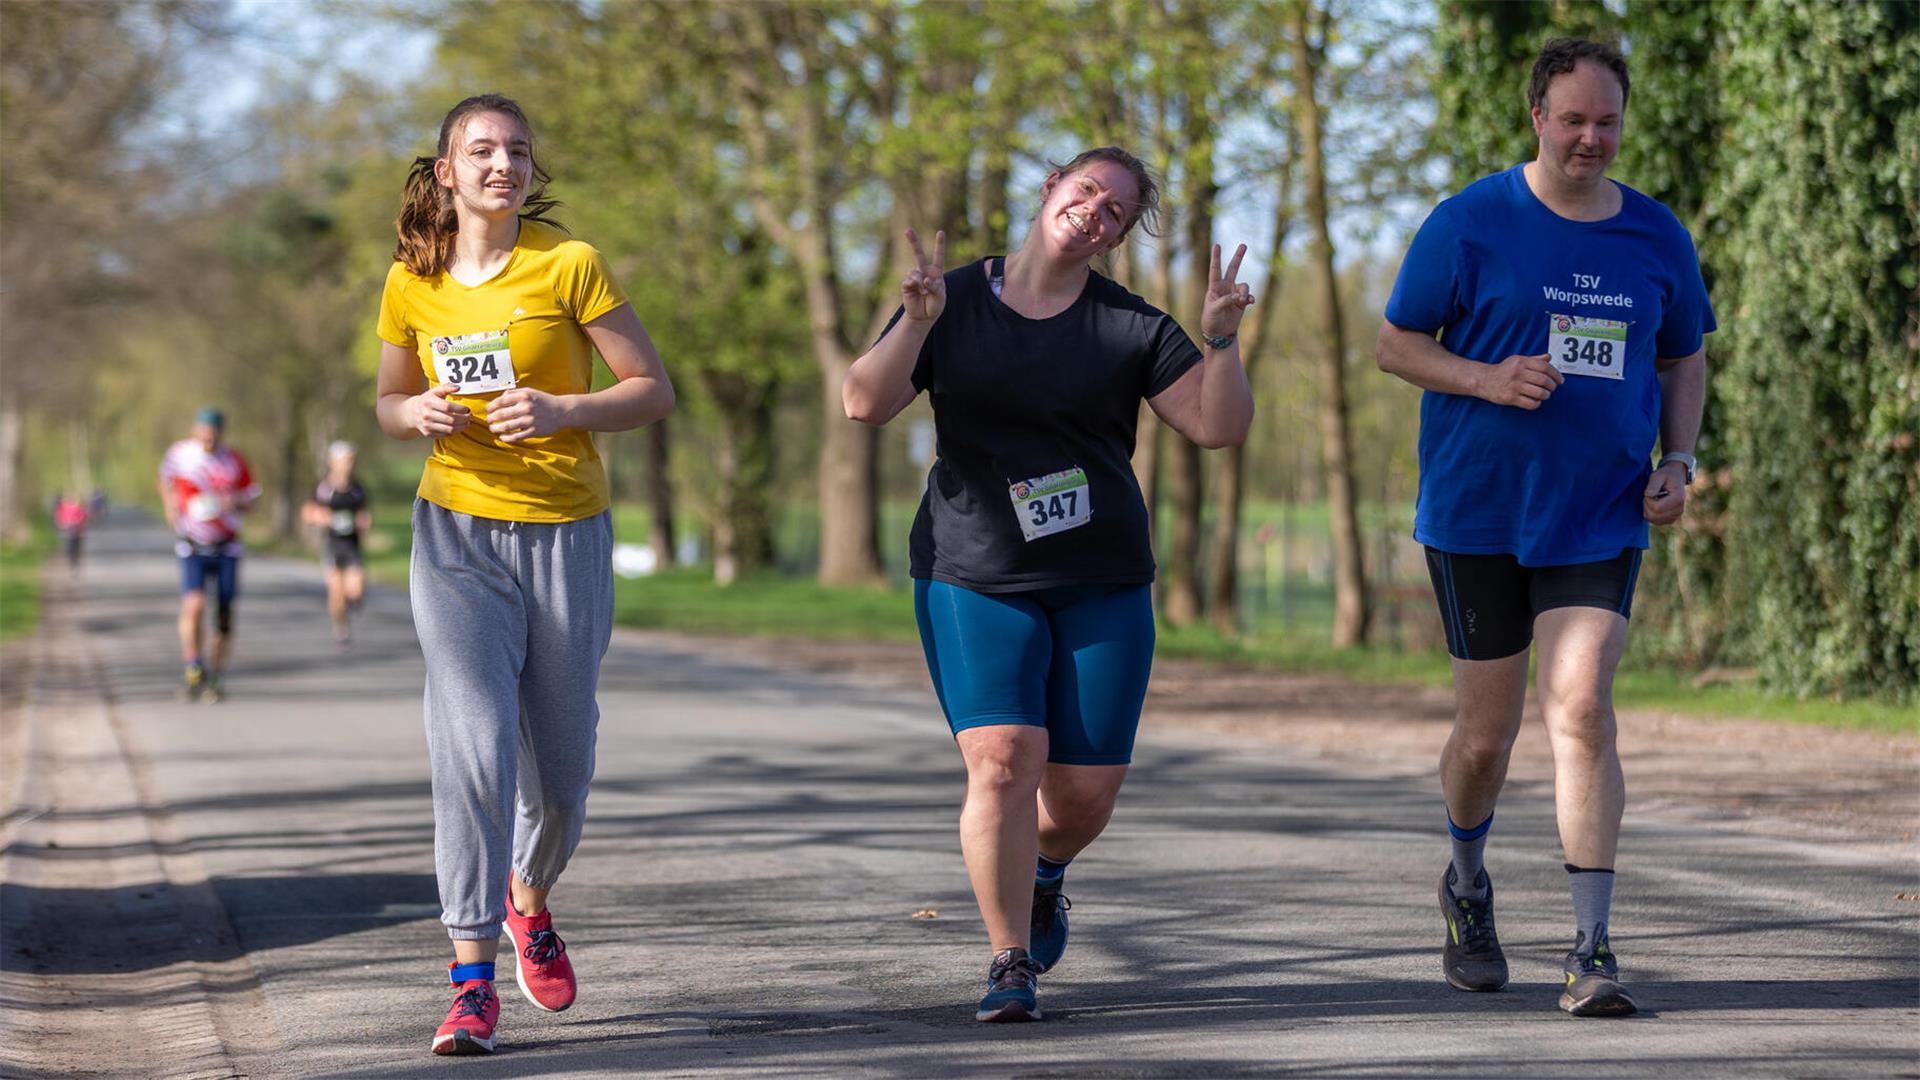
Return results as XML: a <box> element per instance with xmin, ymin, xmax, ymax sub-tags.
<box><xmin>1162</xmin><ymin>93</ymin><xmax>1217</xmax><ymax>628</ymax></box>
<box><xmin>1292</xmin><ymin>2</ymin><xmax>1370</xmax><ymax>646</ymax></box>
<box><xmin>1163</xmin><ymin>77</ymin><xmax>1219</xmax><ymax>628</ymax></box>
<box><xmin>1209</xmin><ymin>145</ymin><xmax>1297</xmax><ymax>634</ymax></box>
<box><xmin>979</xmin><ymin>139</ymin><xmax>1011</xmax><ymax>255</ymax></box>
<box><xmin>276</xmin><ymin>408</ymin><xmax>303</xmax><ymax>542</ymax></box>
<box><xmin>816</xmin><ymin>356</ymin><xmax>882</xmax><ymax>584</ymax></box>
<box><xmin>645</xmin><ymin>420</ymin><xmax>676</xmax><ymax>569</ymax></box>
<box><xmin>0</xmin><ymin>402</ymin><xmax>26</xmax><ymax>544</ymax></box>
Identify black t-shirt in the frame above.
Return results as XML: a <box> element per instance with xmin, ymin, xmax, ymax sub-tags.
<box><xmin>898</xmin><ymin>258</ymin><xmax>1202</xmax><ymax>592</ymax></box>
<box><xmin>314</xmin><ymin>480</ymin><xmax>368</xmax><ymax>540</ymax></box>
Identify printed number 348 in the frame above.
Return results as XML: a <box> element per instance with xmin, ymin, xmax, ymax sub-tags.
<box><xmin>1561</xmin><ymin>338</ymin><xmax>1615</xmax><ymax>367</ymax></box>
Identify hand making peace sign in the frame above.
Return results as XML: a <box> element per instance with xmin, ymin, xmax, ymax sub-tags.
<box><xmin>901</xmin><ymin>228</ymin><xmax>947</xmax><ymax>323</ymax></box>
<box><xmin>1200</xmin><ymin>243</ymin><xmax>1256</xmax><ymax>340</ymax></box>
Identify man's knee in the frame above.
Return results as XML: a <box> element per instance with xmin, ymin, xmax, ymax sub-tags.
<box><xmin>1448</xmin><ymin>729</ymin><xmax>1518</xmax><ymax>774</ymax></box>
<box><xmin>1544</xmin><ymin>690</ymin><xmax>1617</xmax><ymax>755</ymax></box>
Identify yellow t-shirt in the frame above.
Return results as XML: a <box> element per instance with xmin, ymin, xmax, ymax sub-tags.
<box><xmin>377</xmin><ymin>220</ymin><xmax>628</xmax><ymax>522</ymax></box>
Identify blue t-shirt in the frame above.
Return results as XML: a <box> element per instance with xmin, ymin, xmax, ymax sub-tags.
<box><xmin>1384</xmin><ymin>164</ymin><xmax>1716</xmax><ymax>566</ymax></box>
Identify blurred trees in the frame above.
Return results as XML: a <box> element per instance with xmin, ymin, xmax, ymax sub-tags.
<box><xmin>25</xmin><ymin>0</ymin><xmax>1913</xmax><ymax>707</ymax></box>
<box><xmin>0</xmin><ymin>0</ymin><xmax>220</xmax><ymax>540</ymax></box>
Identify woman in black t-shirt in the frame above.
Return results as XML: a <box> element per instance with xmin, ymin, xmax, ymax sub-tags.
<box><xmin>303</xmin><ymin>440</ymin><xmax>372</xmax><ymax>647</ymax></box>
<box><xmin>843</xmin><ymin>147</ymin><xmax>1256</xmax><ymax>1022</ymax></box>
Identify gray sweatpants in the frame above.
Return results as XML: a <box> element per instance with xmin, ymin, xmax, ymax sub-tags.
<box><xmin>410</xmin><ymin>499</ymin><xmax>614</xmax><ymax>940</ymax></box>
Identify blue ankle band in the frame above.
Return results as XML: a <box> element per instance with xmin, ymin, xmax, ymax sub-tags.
<box><xmin>449</xmin><ymin>962</ymin><xmax>495</xmax><ymax>985</ymax></box>
<box><xmin>1447</xmin><ymin>813</ymin><xmax>1493</xmax><ymax>842</ymax></box>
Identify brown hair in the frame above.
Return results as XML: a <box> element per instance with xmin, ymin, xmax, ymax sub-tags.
<box><xmin>1046</xmin><ymin>147</ymin><xmax>1163</xmax><ymax>241</ymax></box>
<box><xmin>1528</xmin><ymin>38</ymin><xmax>1630</xmax><ymax>115</ymax></box>
<box><xmin>394</xmin><ymin>94</ymin><xmax>565</xmax><ymax>277</ymax></box>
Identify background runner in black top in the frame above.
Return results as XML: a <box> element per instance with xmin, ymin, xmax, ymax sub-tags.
<box><xmin>883</xmin><ymin>259</ymin><xmax>1200</xmax><ymax>591</ymax></box>
<box><xmin>304</xmin><ymin>440</ymin><xmax>372</xmax><ymax>646</ymax></box>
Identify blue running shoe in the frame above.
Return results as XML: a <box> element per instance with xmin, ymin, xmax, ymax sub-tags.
<box><xmin>1560</xmin><ymin>928</ymin><xmax>1638</xmax><ymax>1017</ymax></box>
<box><xmin>1029</xmin><ymin>881</ymin><xmax>1072</xmax><ymax>973</ymax></box>
<box><xmin>976</xmin><ymin>947</ymin><xmax>1043</xmax><ymax>1022</ymax></box>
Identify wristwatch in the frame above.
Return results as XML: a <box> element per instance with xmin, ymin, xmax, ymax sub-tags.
<box><xmin>1203</xmin><ymin>333</ymin><xmax>1236</xmax><ymax>350</ymax></box>
<box><xmin>1658</xmin><ymin>451</ymin><xmax>1697</xmax><ymax>485</ymax></box>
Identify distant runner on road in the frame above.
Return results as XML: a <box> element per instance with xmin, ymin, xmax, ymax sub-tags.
<box><xmin>844</xmin><ymin>146</ymin><xmax>1255</xmax><ymax>1023</ymax></box>
<box><xmin>302</xmin><ymin>440</ymin><xmax>371</xmax><ymax>648</ymax></box>
<box><xmin>1377</xmin><ymin>37</ymin><xmax>1714</xmax><ymax>1018</ymax></box>
<box><xmin>375</xmin><ymin>93</ymin><xmax>675</xmax><ymax>1057</ymax></box>
<box><xmin>53</xmin><ymin>492</ymin><xmax>89</xmax><ymax>572</ymax></box>
<box><xmin>157</xmin><ymin>407</ymin><xmax>258</xmax><ymax>704</ymax></box>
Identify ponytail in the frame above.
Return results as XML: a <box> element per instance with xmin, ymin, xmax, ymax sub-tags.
<box><xmin>393</xmin><ymin>94</ymin><xmax>567</xmax><ymax>278</ymax></box>
<box><xmin>395</xmin><ymin>155</ymin><xmax>455</xmax><ymax>277</ymax></box>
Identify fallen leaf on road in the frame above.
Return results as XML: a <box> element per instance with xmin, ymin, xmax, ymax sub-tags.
<box><xmin>911</xmin><ymin>909</ymin><xmax>939</xmax><ymax>919</ymax></box>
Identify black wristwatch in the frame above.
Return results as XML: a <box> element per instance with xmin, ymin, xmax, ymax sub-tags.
<box><xmin>1203</xmin><ymin>333</ymin><xmax>1236</xmax><ymax>350</ymax></box>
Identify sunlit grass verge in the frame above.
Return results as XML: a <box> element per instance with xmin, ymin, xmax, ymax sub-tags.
<box><xmin>1154</xmin><ymin>621</ymin><xmax>1457</xmax><ymax>686</ymax></box>
<box><xmin>0</xmin><ymin>526</ymin><xmax>52</xmax><ymax>641</ymax></box>
<box><xmin>312</xmin><ymin>504</ymin><xmax>1915</xmax><ymax>735</ymax></box>
<box><xmin>1609</xmin><ymin>669</ymin><xmax>1917</xmax><ymax>736</ymax></box>
<box><xmin>613</xmin><ymin>569</ymin><xmax>918</xmax><ymax>642</ymax></box>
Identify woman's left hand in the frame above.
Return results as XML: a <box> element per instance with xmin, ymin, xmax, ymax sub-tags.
<box><xmin>1200</xmin><ymin>243</ymin><xmax>1255</xmax><ymax>340</ymax></box>
<box><xmin>488</xmin><ymin>387</ymin><xmax>570</xmax><ymax>443</ymax></box>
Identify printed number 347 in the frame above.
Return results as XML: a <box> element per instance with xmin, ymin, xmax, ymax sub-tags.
<box><xmin>1029</xmin><ymin>491</ymin><xmax>1077</xmax><ymax>526</ymax></box>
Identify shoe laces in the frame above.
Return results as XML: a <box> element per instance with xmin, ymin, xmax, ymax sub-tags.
<box><xmin>1452</xmin><ymin>894</ymin><xmax>1498</xmax><ymax>950</ymax></box>
<box><xmin>521</xmin><ymin>926</ymin><xmax>566</xmax><ymax>966</ymax></box>
<box><xmin>452</xmin><ymin>983</ymin><xmax>494</xmax><ymax>1019</ymax></box>
<box><xmin>1571</xmin><ymin>934</ymin><xmax>1618</xmax><ymax>976</ymax></box>
<box><xmin>988</xmin><ymin>948</ymin><xmax>1041</xmax><ymax>991</ymax></box>
<box><xmin>1031</xmin><ymin>888</ymin><xmax>1071</xmax><ymax>933</ymax></box>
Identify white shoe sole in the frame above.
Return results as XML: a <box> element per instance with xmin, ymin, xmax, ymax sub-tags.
<box><xmin>431</xmin><ymin>1028</ymin><xmax>496</xmax><ymax>1055</ymax></box>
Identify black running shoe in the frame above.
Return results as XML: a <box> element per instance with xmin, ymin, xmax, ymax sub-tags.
<box><xmin>1439</xmin><ymin>865</ymin><xmax>1509</xmax><ymax>991</ymax></box>
<box><xmin>1029</xmin><ymin>881</ymin><xmax>1071</xmax><ymax>973</ymax></box>
<box><xmin>976</xmin><ymin>947</ymin><xmax>1042</xmax><ymax>1022</ymax></box>
<box><xmin>1560</xmin><ymin>928</ymin><xmax>1637</xmax><ymax>1017</ymax></box>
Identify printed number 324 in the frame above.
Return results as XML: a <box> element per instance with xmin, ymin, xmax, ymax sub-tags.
<box><xmin>448</xmin><ymin>353</ymin><xmax>503</xmax><ymax>383</ymax></box>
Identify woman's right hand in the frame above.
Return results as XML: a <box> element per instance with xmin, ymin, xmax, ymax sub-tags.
<box><xmin>902</xmin><ymin>228</ymin><xmax>947</xmax><ymax>323</ymax></box>
<box><xmin>405</xmin><ymin>384</ymin><xmax>472</xmax><ymax>437</ymax></box>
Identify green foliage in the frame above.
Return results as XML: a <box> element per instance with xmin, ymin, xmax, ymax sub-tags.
<box><xmin>0</xmin><ymin>524</ymin><xmax>51</xmax><ymax>642</ymax></box>
<box><xmin>1431</xmin><ymin>0</ymin><xmax>1616</xmax><ymax>182</ymax></box>
<box><xmin>1429</xmin><ymin>1</ymin><xmax>1919</xmax><ymax>702</ymax></box>
<box><xmin>1711</xmin><ymin>0</ymin><xmax>1920</xmax><ymax>701</ymax></box>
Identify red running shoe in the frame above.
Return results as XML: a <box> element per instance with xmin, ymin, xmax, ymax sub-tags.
<box><xmin>431</xmin><ymin>973</ymin><xmax>499</xmax><ymax>1056</ymax></box>
<box><xmin>503</xmin><ymin>892</ymin><xmax>576</xmax><ymax>1012</ymax></box>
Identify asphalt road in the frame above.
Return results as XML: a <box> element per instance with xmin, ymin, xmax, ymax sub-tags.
<box><xmin>3</xmin><ymin>509</ymin><xmax>1915</xmax><ymax>1078</ymax></box>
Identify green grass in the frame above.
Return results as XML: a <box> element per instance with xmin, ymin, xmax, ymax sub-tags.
<box><xmin>1154</xmin><ymin>621</ymin><xmax>1457</xmax><ymax>685</ymax></box>
<box><xmin>0</xmin><ymin>525</ymin><xmax>52</xmax><ymax>642</ymax></box>
<box><xmin>1609</xmin><ymin>669</ymin><xmax>1919</xmax><ymax>735</ymax></box>
<box><xmin>297</xmin><ymin>500</ymin><xmax>1916</xmax><ymax>734</ymax></box>
<box><xmin>614</xmin><ymin>569</ymin><xmax>918</xmax><ymax>641</ymax></box>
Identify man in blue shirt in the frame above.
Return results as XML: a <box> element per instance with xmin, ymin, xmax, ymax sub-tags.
<box><xmin>1377</xmin><ymin>38</ymin><xmax>1713</xmax><ymax>1018</ymax></box>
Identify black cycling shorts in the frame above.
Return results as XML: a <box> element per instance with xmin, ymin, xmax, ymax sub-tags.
<box><xmin>1423</xmin><ymin>547</ymin><xmax>1643</xmax><ymax>661</ymax></box>
<box><xmin>327</xmin><ymin>534</ymin><xmax>364</xmax><ymax>570</ymax></box>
